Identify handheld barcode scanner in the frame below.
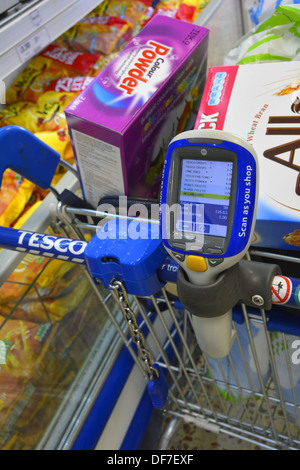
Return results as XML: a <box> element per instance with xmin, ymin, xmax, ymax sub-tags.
<box><xmin>160</xmin><ymin>129</ymin><xmax>259</xmax><ymax>358</ymax></box>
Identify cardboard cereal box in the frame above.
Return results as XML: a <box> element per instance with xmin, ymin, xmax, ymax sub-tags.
<box><xmin>195</xmin><ymin>62</ymin><xmax>300</xmax><ymax>252</ymax></box>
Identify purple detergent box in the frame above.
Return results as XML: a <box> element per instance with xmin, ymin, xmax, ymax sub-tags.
<box><xmin>65</xmin><ymin>15</ymin><xmax>209</xmax><ymax>208</ymax></box>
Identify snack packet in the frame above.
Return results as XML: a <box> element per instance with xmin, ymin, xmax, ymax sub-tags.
<box><xmin>0</xmin><ymin>170</ymin><xmax>36</xmax><ymax>228</ymax></box>
<box><xmin>6</xmin><ymin>65</ymin><xmax>69</xmax><ymax>105</ymax></box>
<box><xmin>0</xmin><ymin>102</ymin><xmax>32</xmax><ymax>126</ymax></box>
<box><xmin>34</xmin><ymin>127</ymin><xmax>74</xmax><ymax>162</ymax></box>
<box><xmin>0</xmin><ymin>253</ymin><xmax>49</xmax><ymax>305</ymax></box>
<box><xmin>0</xmin><ymin>316</ymin><xmax>52</xmax><ymax>380</ymax></box>
<box><xmin>56</xmin><ymin>17</ymin><xmax>132</xmax><ymax>55</ymax></box>
<box><xmin>12</xmin><ymin>199</ymin><xmax>42</xmax><ymax>229</ymax></box>
<box><xmin>26</xmin><ymin>268</ymin><xmax>91</xmax><ymax>322</ymax></box>
<box><xmin>104</xmin><ymin>0</ymin><xmax>151</xmax><ymax>25</ymax></box>
<box><xmin>0</xmin><ymin>258</ymin><xmax>91</xmax><ymax>323</ymax></box>
<box><xmin>44</xmin><ymin>75</ymin><xmax>93</xmax><ymax>94</ymax></box>
<box><xmin>39</xmin><ymin>44</ymin><xmax>101</xmax><ymax>74</ymax></box>
<box><xmin>175</xmin><ymin>3</ymin><xmax>197</xmax><ymax>22</ymax></box>
<box><xmin>6</xmin><ymin>45</ymin><xmax>100</xmax><ymax>103</ymax></box>
<box><xmin>2</xmin><ymin>91</ymin><xmax>75</xmax><ymax>133</ymax></box>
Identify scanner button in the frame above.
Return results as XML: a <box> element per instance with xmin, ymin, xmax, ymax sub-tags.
<box><xmin>208</xmin><ymin>258</ymin><xmax>224</xmax><ymax>267</ymax></box>
<box><xmin>205</xmin><ymin>247</ymin><xmax>223</xmax><ymax>255</ymax></box>
<box><xmin>173</xmin><ymin>252</ymin><xmax>185</xmax><ymax>262</ymax></box>
<box><xmin>186</xmin><ymin>255</ymin><xmax>207</xmax><ymax>272</ymax></box>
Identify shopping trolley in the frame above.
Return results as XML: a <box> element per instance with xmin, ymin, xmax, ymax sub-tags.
<box><xmin>1</xmin><ymin>125</ymin><xmax>300</xmax><ymax>451</ymax></box>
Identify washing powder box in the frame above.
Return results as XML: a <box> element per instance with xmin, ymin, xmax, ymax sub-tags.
<box><xmin>65</xmin><ymin>15</ymin><xmax>209</xmax><ymax>208</ymax></box>
<box><xmin>195</xmin><ymin>62</ymin><xmax>300</xmax><ymax>252</ymax></box>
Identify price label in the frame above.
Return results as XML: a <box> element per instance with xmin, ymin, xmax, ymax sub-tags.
<box><xmin>30</xmin><ymin>9</ymin><xmax>42</xmax><ymax>28</ymax></box>
<box><xmin>16</xmin><ymin>28</ymin><xmax>50</xmax><ymax>63</ymax></box>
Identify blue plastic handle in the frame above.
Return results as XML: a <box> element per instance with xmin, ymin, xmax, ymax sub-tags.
<box><xmin>0</xmin><ymin>125</ymin><xmax>60</xmax><ymax>189</ymax></box>
<box><xmin>0</xmin><ymin>226</ymin><xmax>87</xmax><ymax>264</ymax></box>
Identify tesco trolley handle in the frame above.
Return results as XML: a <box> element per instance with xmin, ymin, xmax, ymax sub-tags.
<box><xmin>1</xmin><ymin>227</ymin><xmax>88</xmax><ymax>264</ymax></box>
<box><xmin>0</xmin><ymin>126</ymin><xmax>299</xmax><ymax>342</ymax></box>
<box><xmin>0</xmin><ymin>224</ymin><xmax>299</xmax><ymax>321</ymax></box>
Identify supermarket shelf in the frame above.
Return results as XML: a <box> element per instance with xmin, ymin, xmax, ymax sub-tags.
<box><xmin>194</xmin><ymin>0</ymin><xmax>224</xmax><ymax>26</ymax></box>
<box><xmin>0</xmin><ymin>1</ymin><xmax>43</xmax><ymax>25</ymax></box>
<box><xmin>0</xmin><ymin>0</ymin><xmax>104</xmax><ymax>83</ymax></box>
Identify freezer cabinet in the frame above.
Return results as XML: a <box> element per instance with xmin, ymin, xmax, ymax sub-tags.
<box><xmin>0</xmin><ymin>168</ymin><xmax>159</xmax><ymax>450</ymax></box>
<box><xmin>2</xmin><ymin>172</ymin><xmax>300</xmax><ymax>451</ymax></box>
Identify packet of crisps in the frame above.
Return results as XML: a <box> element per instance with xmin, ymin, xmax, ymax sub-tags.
<box><xmin>0</xmin><ymin>253</ymin><xmax>48</xmax><ymax>305</ymax></box>
<box><xmin>45</xmin><ymin>75</ymin><xmax>94</xmax><ymax>94</ymax></box>
<box><xmin>175</xmin><ymin>3</ymin><xmax>197</xmax><ymax>22</ymax></box>
<box><xmin>0</xmin><ymin>170</ymin><xmax>36</xmax><ymax>228</ymax></box>
<box><xmin>104</xmin><ymin>0</ymin><xmax>151</xmax><ymax>24</ymax></box>
<box><xmin>0</xmin><ymin>256</ymin><xmax>88</xmax><ymax>322</ymax></box>
<box><xmin>6</xmin><ymin>65</ymin><xmax>70</xmax><ymax>105</ymax></box>
<box><xmin>13</xmin><ymin>199</ymin><xmax>42</xmax><ymax>229</ymax></box>
<box><xmin>0</xmin><ymin>102</ymin><xmax>32</xmax><ymax>126</ymax></box>
<box><xmin>0</xmin><ymin>252</ymin><xmax>76</xmax><ymax>304</ymax></box>
<box><xmin>26</xmin><ymin>267</ymin><xmax>91</xmax><ymax>322</ymax></box>
<box><xmin>90</xmin><ymin>52</ymin><xmax>118</xmax><ymax>77</ymax></box>
<box><xmin>56</xmin><ymin>17</ymin><xmax>132</xmax><ymax>55</ymax></box>
<box><xmin>34</xmin><ymin>127</ymin><xmax>74</xmax><ymax>162</ymax></box>
<box><xmin>6</xmin><ymin>45</ymin><xmax>100</xmax><ymax>104</ymax></box>
<box><xmin>0</xmin><ymin>316</ymin><xmax>53</xmax><ymax>380</ymax></box>
<box><xmin>36</xmin><ymin>259</ymin><xmax>77</xmax><ymax>292</ymax></box>
<box><xmin>39</xmin><ymin>44</ymin><xmax>101</xmax><ymax>75</ymax></box>
<box><xmin>3</xmin><ymin>91</ymin><xmax>76</xmax><ymax>133</ymax></box>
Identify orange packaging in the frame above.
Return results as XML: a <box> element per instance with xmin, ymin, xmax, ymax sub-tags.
<box><xmin>0</xmin><ymin>247</ymin><xmax>71</xmax><ymax>294</ymax></box>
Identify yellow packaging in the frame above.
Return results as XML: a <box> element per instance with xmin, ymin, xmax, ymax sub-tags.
<box><xmin>2</xmin><ymin>91</ymin><xmax>76</xmax><ymax>133</ymax></box>
<box><xmin>34</xmin><ymin>128</ymin><xmax>74</xmax><ymax>161</ymax></box>
<box><xmin>0</xmin><ymin>170</ymin><xmax>36</xmax><ymax>228</ymax></box>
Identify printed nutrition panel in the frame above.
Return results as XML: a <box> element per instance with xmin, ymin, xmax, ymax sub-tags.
<box><xmin>72</xmin><ymin>130</ymin><xmax>125</xmax><ymax>208</ymax></box>
<box><xmin>179</xmin><ymin>158</ymin><xmax>233</xmax><ymax>237</ymax></box>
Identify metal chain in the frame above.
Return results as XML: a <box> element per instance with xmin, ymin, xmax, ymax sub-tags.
<box><xmin>110</xmin><ymin>279</ymin><xmax>159</xmax><ymax>381</ymax></box>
